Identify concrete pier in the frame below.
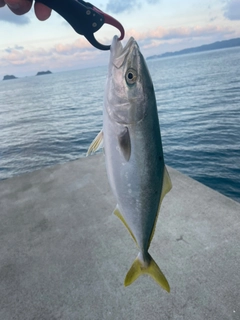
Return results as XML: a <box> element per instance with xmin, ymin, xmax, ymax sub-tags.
<box><xmin>0</xmin><ymin>154</ymin><xmax>240</xmax><ymax>320</ymax></box>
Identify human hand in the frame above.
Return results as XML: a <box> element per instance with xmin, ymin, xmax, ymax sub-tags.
<box><xmin>0</xmin><ymin>0</ymin><xmax>51</xmax><ymax>21</ymax></box>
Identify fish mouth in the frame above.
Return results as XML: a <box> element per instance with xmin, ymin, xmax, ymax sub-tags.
<box><xmin>110</xmin><ymin>36</ymin><xmax>138</xmax><ymax>69</ymax></box>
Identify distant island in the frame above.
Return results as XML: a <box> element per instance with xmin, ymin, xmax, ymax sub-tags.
<box><xmin>3</xmin><ymin>75</ymin><xmax>18</xmax><ymax>81</ymax></box>
<box><xmin>2</xmin><ymin>71</ymin><xmax>53</xmax><ymax>80</ymax></box>
<box><xmin>36</xmin><ymin>70</ymin><xmax>52</xmax><ymax>76</ymax></box>
<box><xmin>147</xmin><ymin>37</ymin><xmax>240</xmax><ymax>60</ymax></box>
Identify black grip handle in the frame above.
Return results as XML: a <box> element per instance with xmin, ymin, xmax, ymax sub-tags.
<box><xmin>35</xmin><ymin>0</ymin><xmax>110</xmax><ymax>50</ymax></box>
<box><xmin>36</xmin><ymin>0</ymin><xmax>104</xmax><ymax>34</ymax></box>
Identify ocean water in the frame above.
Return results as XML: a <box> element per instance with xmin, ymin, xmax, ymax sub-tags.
<box><xmin>0</xmin><ymin>47</ymin><xmax>240</xmax><ymax>202</ymax></box>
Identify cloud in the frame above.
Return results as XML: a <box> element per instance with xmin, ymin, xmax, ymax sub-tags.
<box><xmin>1</xmin><ymin>25</ymin><xmax>234</xmax><ymax>66</ymax></box>
<box><xmin>106</xmin><ymin>0</ymin><xmax>160</xmax><ymax>14</ymax></box>
<box><xmin>106</xmin><ymin>0</ymin><xmax>139</xmax><ymax>14</ymax></box>
<box><xmin>0</xmin><ymin>24</ymin><xmax>236</xmax><ymax>76</ymax></box>
<box><xmin>0</xmin><ymin>6</ymin><xmax>30</xmax><ymax>25</ymax></box>
<box><xmin>5</xmin><ymin>45</ymin><xmax>24</xmax><ymax>53</ymax></box>
<box><xmin>0</xmin><ymin>37</ymin><xmax>101</xmax><ymax>74</ymax></box>
<box><xmin>209</xmin><ymin>16</ymin><xmax>217</xmax><ymax>22</ymax></box>
<box><xmin>146</xmin><ymin>0</ymin><xmax>160</xmax><ymax>3</ymax></box>
<box><xmin>54</xmin><ymin>38</ymin><xmax>93</xmax><ymax>55</ymax></box>
<box><xmin>125</xmin><ymin>25</ymin><xmax>234</xmax><ymax>47</ymax></box>
<box><xmin>224</xmin><ymin>0</ymin><xmax>240</xmax><ymax>20</ymax></box>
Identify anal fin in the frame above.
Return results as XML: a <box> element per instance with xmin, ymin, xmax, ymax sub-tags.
<box><xmin>113</xmin><ymin>206</ymin><xmax>137</xmax><ymax>245</ymax></box>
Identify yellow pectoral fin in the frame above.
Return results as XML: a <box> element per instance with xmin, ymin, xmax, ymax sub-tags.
<box><xmin>124</xmin><ymin>253</ymin><xmax>170</xmax><ymax>292</ymax></box>
<box><xmin>113</xmin><ymin>206</ymin><xmax>137</xmax><ymax>245</ymax></box>
<box><xmin>86</xmin><ymin>130</ymin><xmax>103</xmax><ymax>156</ymax></box>
<box><xmin>149</xmin><ymin>166</ymin><xmax>172</xmax><ymax>247</ymax></box>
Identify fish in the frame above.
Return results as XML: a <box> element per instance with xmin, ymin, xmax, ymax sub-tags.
<box><xmin>87</xmin><ymin>36</ymin><xmax>172</xmax><ymax>292</ymax></box>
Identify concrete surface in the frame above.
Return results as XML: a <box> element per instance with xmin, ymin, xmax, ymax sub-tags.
<box><xmin>0</xmin><ymin>154</ymin><xmax>240</xmax><ymax>320</ymax></box>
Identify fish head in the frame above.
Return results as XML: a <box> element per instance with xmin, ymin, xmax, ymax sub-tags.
<box><xmin>105</xmin><ymin>36</ymin><xmax>154</xmax><ymax>125</ymax></box>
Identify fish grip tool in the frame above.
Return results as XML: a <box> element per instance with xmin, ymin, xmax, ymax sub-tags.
<box><xmin>35</xmin><ymin>0</ymin><xmax>125</xmax><ymax>50</ymax></box>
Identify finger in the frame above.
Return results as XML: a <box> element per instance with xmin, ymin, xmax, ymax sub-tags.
<box><xmin>0</xmin><ymin>0</ymin><xmax>6</xmax><ymax>8</ymax></box>
<box><xmin>34</xmin><ymin>2</ymin><xmax>51</xmax><ymax>21</ymax></box>
<box><xmin>5</xmin><ymin>0</ymin><xmax>32</xmax><ymax>15</ymax></box>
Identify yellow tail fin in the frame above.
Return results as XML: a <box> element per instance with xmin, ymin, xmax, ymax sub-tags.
<box><xmin>124</xmin><ymin>253</ymin><xmax>170</xmax><ymax>292</ymax></box>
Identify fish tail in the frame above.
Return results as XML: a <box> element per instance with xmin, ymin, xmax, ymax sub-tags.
<box><xmin>124</xmin><ymin>253</ymin><xmax>170</xmax><ymax>292</ymax></box>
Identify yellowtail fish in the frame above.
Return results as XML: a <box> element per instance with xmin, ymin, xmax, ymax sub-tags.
<box><xmin>87</xmin><ymin>36</ymin><xmax>172</xmax><ymax>292</ymax></box>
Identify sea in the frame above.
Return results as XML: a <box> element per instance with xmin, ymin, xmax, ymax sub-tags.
<box><xmin>0</xmin><ymin>47</ymin><xmax>240</xmax><ymax>203</ymax></box>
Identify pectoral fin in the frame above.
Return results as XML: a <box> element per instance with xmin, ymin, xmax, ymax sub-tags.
<box><xmin>114</xmin><ymin>206</ymin><xmax>137</xmax><ymax>245</ymax></box>
<box><xmin>118</xmin><ymin>127</ymin><xmax>131</xmax><ymax>161</ymax></box>
<box><xmin>86</xmin><ymin>130</ymin><xmax>103</xmax><ymax>156</ymax></box>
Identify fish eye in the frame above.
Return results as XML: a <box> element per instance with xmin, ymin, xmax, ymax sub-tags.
<box><xmin>125</xmin><ymin>69</ymin><xmax>137</xmax><ymax>85</ymax></box>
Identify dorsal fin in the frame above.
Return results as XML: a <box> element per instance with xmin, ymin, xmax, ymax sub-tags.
<box><xmin>148</xmin><ymin>166</ymin><xmax>172</xmax><ymax>247</ymax></box>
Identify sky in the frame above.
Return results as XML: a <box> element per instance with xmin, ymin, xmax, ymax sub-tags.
<box><xmin>1</xmin><ymin>0</ymin><xmax>240</xmax><ymax>77</ymax></box>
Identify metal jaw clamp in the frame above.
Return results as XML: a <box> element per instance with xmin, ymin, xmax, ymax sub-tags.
<box><xmin>35</xmin><ymin>0</ymin><xmax>125</xmax><ymax>50</ymax></box>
